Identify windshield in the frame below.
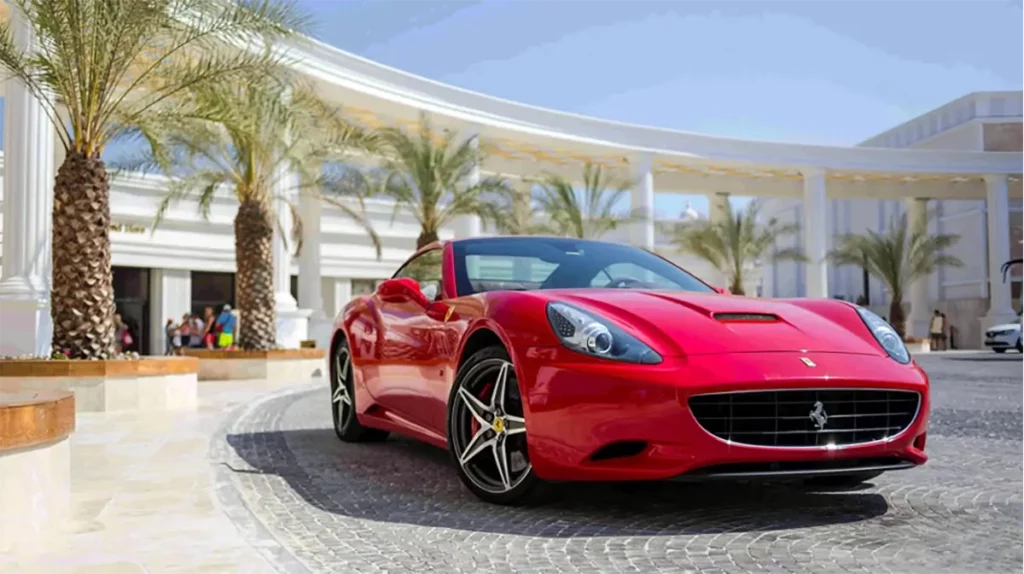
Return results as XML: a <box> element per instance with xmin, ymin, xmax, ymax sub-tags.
<box><xmin>452</xmin><ymin>237</ymin><xmax>714</xmax><ymax>295</ymax></box>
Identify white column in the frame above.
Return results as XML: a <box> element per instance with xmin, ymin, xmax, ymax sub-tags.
<box><xmin>0</xmin><ymin>8</ymin><xmax>58</xmax><ymax>357</ymax></box>
<box><xmin>272</xmin><ymin>167</ymin><xmax>298</xmax><ymax>311</ymax></box>
<box><xmin>701</xmin><ymin>192</ymin><xmax>732</xmax><ymax>288</ymax></box>
<box><xmin>299</xmin><ymin>187</ymin><xmax>335</xmax><ymax>349</ymax></box>
<box><xmin>271</xmin><ymin>164</ymin><xmax>310</xmax><ymax>348</ymax></box>
<box><xmin>451</xmin><ymin>130</ymin><xmax>483</xmax><ymax>240</ymax></box>
<box><xmin>801</xmin><ymin>168</ymin><xmax>829</xmax><ymax>299</ymax></box>
<box><xmin>297</xmin><ymin>191</ymin><xmax>324</xmax><ymax>316</ymax></box>
<box><xmin>905</xmin><ymin>198</ymin><xmax>932</xmax><ymax>338</ymax></box>
<box><xmin>980</xmin><ymin>175</ymin><xmax>1017</xmax><ymax>340</ymax></box>
<box><xmin>629</xmin><ymin>153</ymin><xmax>655</xmax><ymax>250</ymax></box>
<box><xmin>708</xmin><ymin>192</ymin><xmax>730</xmax><ymax>224</ymax></box>
<box><xmin>329</xmin><ymin>278</ymin><xmax>353</xmax><ymax>317</ymax></box>
<box><xmin>148</xmin><ymin>269</ymin><xmax>191</xmax><ymax>355</ymax></box>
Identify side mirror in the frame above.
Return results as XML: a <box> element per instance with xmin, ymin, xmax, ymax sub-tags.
<box><xmin>376</xmin><ymin>278</ymin><xmax>429</xmax><ymax>307</ymax></box>
<box><xmin>712</xmin><ymin>286</ymin><xmax>731</xmax><ymax>295</ymax></box>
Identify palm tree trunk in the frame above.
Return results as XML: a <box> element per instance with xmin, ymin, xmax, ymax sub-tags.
<box><xmin>416</xmin><ymin>228</ymin><xmax>439</xmax><ymax>249</ymax></box>
<box><xmin>234</xmin><ymin>198</ymin><xmax>276</xmax><ymax>350</ymax></box>
<box><xmin>729</xmin><ymin>275</ymin><xmax>746</xmax><ymax>296</ymax></box>
<box><xmin>888</xmin><ymin>292</ymin><xmax>906</xmax><ymax>338</ymax></box>
<box><xmin>51</xmin><ymin>152</ymin><xmax>117</xmax><ymax>359</ymax></box>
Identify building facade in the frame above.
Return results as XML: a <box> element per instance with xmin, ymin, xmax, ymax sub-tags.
<box><xmin>763</xmin><ymin>92</ymin><xmax>1023</xmax><ymax>348</ymax></box>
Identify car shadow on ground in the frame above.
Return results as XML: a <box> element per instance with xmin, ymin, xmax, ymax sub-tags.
<box><xmin>224</xmin><ymin>427</ymin><xmax>889</xmax><ymax>537</ymax></box>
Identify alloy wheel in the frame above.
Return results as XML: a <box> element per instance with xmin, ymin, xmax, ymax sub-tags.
<box><xmin>450</xmin><ymin>360</ymin><xmax>532</xmax><ymax>494</ymax></box>
<box><xmin>331</xmin><ymin>346</ymin><xmax>354</xmax><ymax>432</ymax></box>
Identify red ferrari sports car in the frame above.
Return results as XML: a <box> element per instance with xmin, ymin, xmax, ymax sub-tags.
<box><xmin>329</xmin><ymin>236</ymin><xmax>929</xmax><ymax>505</ymax></box>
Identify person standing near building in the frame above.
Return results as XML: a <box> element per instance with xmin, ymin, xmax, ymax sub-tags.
<box><xmin>215</xmin><ymin>304</ymin><xmax>238</xmax><ymax>350</ymax></box>
<box><xmin>201</xmin><ymin>307</ymin><xmax>217</xmax><ymax>349</ymax></box>
<box><xmin>929</xmin><ymin>310</ymin><xmax>945</xmax><ymax>351</ymax></box>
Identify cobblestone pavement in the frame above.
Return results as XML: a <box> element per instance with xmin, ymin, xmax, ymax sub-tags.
<box><xmin>214</xmin><ymin>352</ymin><xmax>1023</xmax><ymax>574</ymax></box>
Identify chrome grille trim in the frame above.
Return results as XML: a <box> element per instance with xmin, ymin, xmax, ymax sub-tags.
<box><xmin>688</xmin><ymin>388</ymin><xmax>922</xmax><ymax>449</ymax></box>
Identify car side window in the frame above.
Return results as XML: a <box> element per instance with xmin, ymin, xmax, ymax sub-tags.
<box><xmin>394</xmin><ymin>249</ymin><xmax>444</xmax><ymax>301</ymax></box>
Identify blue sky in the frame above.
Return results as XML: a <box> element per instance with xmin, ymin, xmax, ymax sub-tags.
<box><xmin>3</xmin><ymin>1</ymin><xmax>1021</xmax><ymax>217</ymax></box>
<box><xmin>294</xmin><ymin>0</ymin><xmax>1023</xmax><ymax>216</ymax></box>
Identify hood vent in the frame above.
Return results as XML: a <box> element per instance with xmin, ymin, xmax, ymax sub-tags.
<box><xmin>713</xmin><ymin>312</ymin><xmax>779</xmax><ymax>322</ymax></box>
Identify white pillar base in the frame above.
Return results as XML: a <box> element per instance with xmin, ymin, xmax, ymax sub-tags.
<box><xmin>275</xmin><ymin>308</ymin><xmax>312</xmax><ymax>349</ymax></box>
<box><xmin>308</xmin><ymin>315</ymin><xmax>335</xmax><ymax>351</ymax></box>
<box><xmin>0</xmin><ymin>293</ymin><xmax>52</xmax><ymax>357</ymax></box>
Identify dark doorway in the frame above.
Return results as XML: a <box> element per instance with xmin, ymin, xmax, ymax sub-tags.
<box><xmin>191</xmin><ymin>272</ymin><xmax>236</xmax><ymax>316</ymax></box>
<box><xmin>112</xmin><ymin>266</ymin><xmax>150</xmax><ymax>354</ymax></box>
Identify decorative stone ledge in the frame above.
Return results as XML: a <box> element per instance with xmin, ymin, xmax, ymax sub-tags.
<box><xmin>182</xmin><ymin>348</ymin><xmax>327</xmax><ymax>381</ymax></box>
<box><xmin>0</xmin><ymin>357</ymin><xmax>199</xmax><ymax>413</ymax></box>
<box><xmin>0</xmin><ymin>390</ymin><xmax>75</xmax><ymax>554</ymax></box>
<box><xmin>904</xmin><ymin>338</ymin><xmax>931</xmax><ymax>354</ymax></box>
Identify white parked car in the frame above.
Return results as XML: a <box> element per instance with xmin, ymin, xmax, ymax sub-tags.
<box><xmin>984</xmin><ymin>315</ymin><xmax>1022</xmax><ymax>353</ymax></box>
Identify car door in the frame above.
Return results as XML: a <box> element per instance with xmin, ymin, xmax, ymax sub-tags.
<box><xmin>373</xmin><ymin>248</ymin><xmax>446</xmax><ymax>430</ymax></box>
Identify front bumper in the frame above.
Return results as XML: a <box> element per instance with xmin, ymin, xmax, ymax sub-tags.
<box><xmin>984</xmin><ymin>333</ymin><xmax>1019</xmax><ymax>349</ymax></box>
<box><xmin>516</xmin><ymin>348</ymin><xmax>930</xmax><ymax>482</ymax></box>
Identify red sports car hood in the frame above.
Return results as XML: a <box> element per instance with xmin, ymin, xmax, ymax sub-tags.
<box><xmin>547</xmin><ymin>290</ymin><xmax>881</xmax><ymax>357</ymax></box>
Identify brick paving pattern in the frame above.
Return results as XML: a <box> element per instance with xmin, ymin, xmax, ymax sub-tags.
<box><xmin>212</xmin><ymin>353</ymin><xmax>1024</xmax><ymax>573</ymax></box>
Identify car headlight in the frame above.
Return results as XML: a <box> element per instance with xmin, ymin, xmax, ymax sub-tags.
<box><xmin>546</xmin><ymin>302</ymin><xmax>662</xmax><ymax>364</ymax></box>
<box><xmin>855</xmin><ymin>307</ymin><xmax>910</xmax><ymax>364</ymax></box>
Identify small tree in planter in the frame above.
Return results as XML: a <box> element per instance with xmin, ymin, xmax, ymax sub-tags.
<box><xmin>829</xmin><ymin>212</ymin><xmax>962</xmax><ymax>339</ymax></box>
<box><xmin>378</xmin><ymin>113</ymin><xmax>510</xmax><ymax>248</ymax></box>
<box><xmin>530</xmin><ymin>163</ymin><xmax>637</xmax><ymax>240</ymax></box>
<box><xmin>136</xmin><ymin>70</ymin><xmax>380</xmax><ymax>350</ymax></box>
<box><xmin>666</xmin><ymin>199</ymin><xmax>805</xmax><ymax>295</ymax></box>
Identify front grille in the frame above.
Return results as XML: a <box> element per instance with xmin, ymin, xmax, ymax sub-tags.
<box><xmin>688</xmin><ymin>389</ymin><xmax>920</xmax><ymax>448</ymax></box>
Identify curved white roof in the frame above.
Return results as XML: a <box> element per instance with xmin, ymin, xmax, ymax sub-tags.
<box><xmin>283</xmin><ymin>36</ymin><xmax>1021</xmax><ymax>200</ymax></box>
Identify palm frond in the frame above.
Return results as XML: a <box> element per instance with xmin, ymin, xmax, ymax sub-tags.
<box><xmin>0</xmin><ymin>0</ymin><xmax>308</xmax><ymax>156</ymax></box>
<box><xmin>827</xmin><ymin>211</ymin><xmax>963</xmax><ymax>301</ymax></box>
<box><xmin>376</xmin><ymin>112</ymin><xmax>493</xmax><ymax>243</ymax></box>
<box><xmin>668</xmin><ymin>198</ymin><xmax>804</xmax><ymax>288</ymax></box>
<box><xmin>533</xmin><ymin>163</ymin><xmax>634</xmax><ymax>239</ymax></box>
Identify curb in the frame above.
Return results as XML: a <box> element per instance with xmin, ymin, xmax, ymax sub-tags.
<box><xmin>208</xmin><ymin>382</ymin><xmax>322</xmax><ymax>574</ymax></box>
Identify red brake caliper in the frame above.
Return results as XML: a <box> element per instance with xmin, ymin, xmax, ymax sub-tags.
<box><xmin>471</xmin><ymin>381</ymin><xmax>494</xmax><ymax>436</ymax></box>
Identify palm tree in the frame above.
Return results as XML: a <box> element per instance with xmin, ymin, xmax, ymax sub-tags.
<box><xmin>136</xmin><ymin>72</ymin><xmax>380</xmax><ymax>350</ymax></box>
<box><xmin>666</xmin><ymin>199</ymin><xmax>805</xmax><ymax>295</ymax></box>
<box><xmin>533</xmin><ymin>163</ymin><xmax>636</xmax><ymax>239</ymax></box>
<box><xmin>479</xmin><ymin>182</ymin><xmax>541</xmax><ymax>235</ymax></box>
<box><xmin>0</xmin><ymin>0</ymin><xmax>304</xmax><ymax>359</ymax></box>
<box><xmin>829</xmin><ymin>212</ymin><xmax>962</xmax><ymax>338</ymax></box>
<box><xmin>378</xmin><ymin>113</ymin><xmax>510</xmax><ymax>248</ymax></box>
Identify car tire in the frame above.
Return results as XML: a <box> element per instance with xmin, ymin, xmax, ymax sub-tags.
<box><xmin>446</xmin><ymin>345</ymin><xmax>552</xmax><ymax>506</ymax></box>
<box><xmin>1016</xmin><ymin>339</ymin><xmax>1022</xmax><ymax>353</ymax></box>
<box><xmin>803</xmin><ymin>471</ymin><xmax>882</xmax><ymax>489</ymax></box>
<box><xmin>994</xmin><ymin>348</ymin><xmax>1007</xmax><ymax>354</ymax></box>
<box><xmin>330</xmin><ymin>337</ymin><xmax>389</xmax><ymax>443</ymax></box>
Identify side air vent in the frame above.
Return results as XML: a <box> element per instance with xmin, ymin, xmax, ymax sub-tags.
<box><xmin>713</xmin><ymin>313</ymin><xmax>778</xmax><ymax>322</ymax></box>
<box><xmin>589</xmin><ymin>440</ymin><xmax>648</xmax><ymax>461</ymax></box>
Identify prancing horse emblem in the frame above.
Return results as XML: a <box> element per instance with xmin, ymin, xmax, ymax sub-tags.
<box><xmin>809</xmin><ymin>401</ymin><xmax>828</xmax><ymax>430</ymax></box>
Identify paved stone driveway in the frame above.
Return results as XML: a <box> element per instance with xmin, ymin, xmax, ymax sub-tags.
<box><xmin>213</xmin><ymin>352</ymin><xmax>1023</xmax><ymax>574</ymax></box>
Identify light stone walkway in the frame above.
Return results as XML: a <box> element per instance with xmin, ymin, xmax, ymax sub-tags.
<box><xmin>0</xmin><ymin>378</ymin><xmax>314</xmax><ymax>574</ymax></box>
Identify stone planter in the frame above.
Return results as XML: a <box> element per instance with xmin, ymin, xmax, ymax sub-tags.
<box><xmin>0</xmin><ymin>357</ymin><xmax>199</xmax><ymax>413</ymax></box>
<box><xmin>0</xmin><ymin>390</ymin><xmax>75</xmax><ymax>554</ymax></box>
<box><xmin>904</xmin><ymin>339</ymin><xmax>931</xmax><ymax>354</ymax></box>
<box><xmin>182</xmin><ymin>348</ymin><xmax>327</xmax><ymax>381</ymax></box>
